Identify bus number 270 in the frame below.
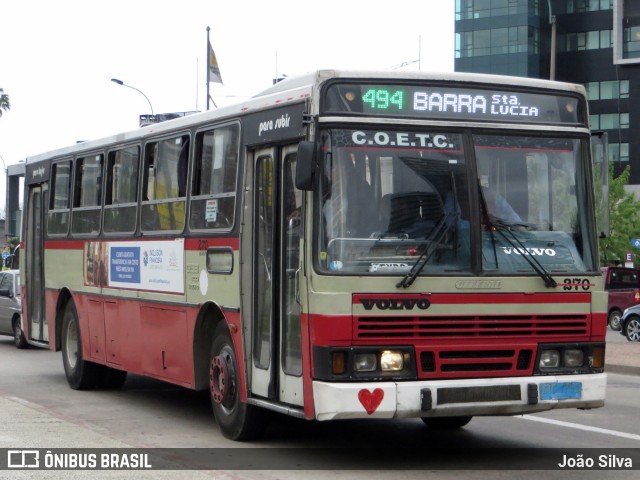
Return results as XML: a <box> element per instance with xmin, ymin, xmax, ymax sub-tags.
<box><xmin>562</xmin><ymin>278</ymin><xmax>591</xmax><ymax>291</ymax></box>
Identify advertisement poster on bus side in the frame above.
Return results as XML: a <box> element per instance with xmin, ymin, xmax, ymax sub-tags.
<box><xmin>101</xmin><ymin>239</ymin><xmax>184</xmax><ymax>294</ymax></box>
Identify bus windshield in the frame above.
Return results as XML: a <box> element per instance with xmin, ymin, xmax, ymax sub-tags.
<box><xmin>316</xmin><ymin>128</ymin><xmax>595</xmax><ymax>277</ymax></box>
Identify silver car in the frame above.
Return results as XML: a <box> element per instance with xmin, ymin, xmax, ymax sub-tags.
<box><xmin>0</xmin><ymin>270</ymin><xmax>27</xmax><ymax>348</ymax></box>
<box><xmin>620</xmin><ymin>303</ymin><xmax>640</xmax><ymax>342</ymax></box>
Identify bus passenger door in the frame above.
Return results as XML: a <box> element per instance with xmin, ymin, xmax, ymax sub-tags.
<box><xmin>251</xmin><ymin>145</ymin><xmax>304</xmax><ymax>407</ymax></box>
<box><xmin>25</xmin><ymin>184</ymin><xmax>48</xmax><ymax>344</ymax></box>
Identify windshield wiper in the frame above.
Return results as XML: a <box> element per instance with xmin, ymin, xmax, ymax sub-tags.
<box><xmin>396</xmin><ymin>211</ymin><xmax>455</xmax><ymax>289</ymax></box>
<box><xmin>489</xmin><ymin>219</ymin><xmax>558</xmax><ymax>288</ymax></box>
<box><xmin>478</xmin><ymin>183</ymin><xmax>556</xmax><ymax>288</ymax></box>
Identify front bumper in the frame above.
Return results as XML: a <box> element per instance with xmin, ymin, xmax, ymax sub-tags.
<box><xmin>312</xmin><ymin>373</ymin><xmax>607</xmax><ymax>421</ymax></box>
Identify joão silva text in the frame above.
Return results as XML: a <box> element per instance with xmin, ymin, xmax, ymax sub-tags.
<box><xmin>558</xmin><ymin>454</ymin><xmax>632</xmax><ymax>469</ymax></box>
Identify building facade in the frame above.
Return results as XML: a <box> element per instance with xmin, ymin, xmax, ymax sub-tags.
<box><xmin>455</xmin><ymin>0</ymin><xmax>640</xmax><ymax>190</ymax></box>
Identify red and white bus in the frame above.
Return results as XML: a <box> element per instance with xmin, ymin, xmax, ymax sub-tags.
<box><xmin>20</xmin><ymin>70</ymin><xmax>607</xmax><ymax>440</ymax></box>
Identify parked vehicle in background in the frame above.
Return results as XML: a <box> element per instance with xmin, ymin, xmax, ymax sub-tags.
<box><xmin>602</xmin><ymin>267</ymin><xmax>640</xmax><ymax>330</ymax></box>
<box><xmin>620</xmin><ymin>304</ymin><xmax>640</xmax><ymax>342</ymax></box>
<box><xmin>0</xmin><ymin>269</ymin><xmax>27</xmax><ymax>348</ymax></box>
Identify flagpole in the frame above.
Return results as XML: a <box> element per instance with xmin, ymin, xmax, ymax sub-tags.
<box><xmin>195</xmin><ymin>57</ymin><xmax>199</xmax><ymax>110</ymax></box>
<box><xmin>206</xmin><ymin>26</ymin><xmax>211</xmax><ymax>111</ymax></box>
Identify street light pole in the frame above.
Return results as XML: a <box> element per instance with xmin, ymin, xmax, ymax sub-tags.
<box><xmin>110</xmin><ymin>78</ymin><xmax>154</xmax><ymax>115</ymax></box>
<box><xmin>0</xmin><ymin>153</ymin><xmax>6</xmax><ymax>243</ymax></box>
<box><xmin>547</xmin><ymin>0</ymin><xmax>557</xmax><ymax>81</ymax></box>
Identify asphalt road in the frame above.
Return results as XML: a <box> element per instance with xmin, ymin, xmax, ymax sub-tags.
<box><xmin>0</xmin><ymin>335</ymin><xmax>639</xmax><ymax>479</ymax></box>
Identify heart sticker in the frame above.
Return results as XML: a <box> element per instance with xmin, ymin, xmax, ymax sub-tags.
<box><xmin>358</xmin><ymin>388</ymin><xmax>384</xmax><ymax>415</ymax></box>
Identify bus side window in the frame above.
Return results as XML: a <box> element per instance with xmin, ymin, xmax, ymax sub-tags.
<box><xmin>104</xmin><ymin>146</ymin><xmax>140</xmax><ymax>234</ymax></box>
<box><xmin>72</xmin><ymin>153</ymin><xmax>103</xmax><ymax>236</ymax></box>
<box><xmin>141</xmin><ymin>134</ymin><xmax>190</xmax><ymax>233</ymax></box>
<box><xmin>48</xmin><ymin>160</ymin><xmax>73</xmax><ymax>236</ymax></box>
<box><xmin>190</xmin><ymin>124</ymin><xmax>239</xmax><ymax>231</ymax></box>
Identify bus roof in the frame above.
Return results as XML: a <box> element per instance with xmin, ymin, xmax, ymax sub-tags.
<box><xmin>25</xmin><ymin>69</ymin><xmax>586</xmax><ymax>164</ymax></box>
<box><xmin>255</xmin><ymin>69</ymin><xmax>586</xmax><ymax>97</ymax></box>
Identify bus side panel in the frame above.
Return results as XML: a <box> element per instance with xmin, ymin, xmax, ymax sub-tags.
<box><xmin>140</xmin><ymin>305</ymin><xmax>191</xmax><ymax>383</ymax></box>
<box><xmin>51</xmin><ymin>289</ymin><xmax>203</xmax><ymax>388</ymax></box>
<box><xmin>87</xmin><ymin>299</ymin><xmax>106</xmax><ymax>362</ymax></box>
<box><xmin>45</xmin><ymin>288</ymin><xmax>60</xmax><ymax>351</ymax></box>
<box><xmin>103</xmin><ymin>297</ymin><xmax>144</xmax><ymax>373</ymax></box>
<box><xmin>300</xmin><ymin>312</ymin><xmax>316</xmax><ymax>420</ymax></box>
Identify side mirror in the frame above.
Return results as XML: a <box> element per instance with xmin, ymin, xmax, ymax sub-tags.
<box><xmin>591</xmin><ymin>131</ymin><xmax>609</xmax><ymax>238</ymax></box>
<box><xmin>295</xmin><ymin>141</ymin><xmax>316</xmax><ymax>191</ymax></box>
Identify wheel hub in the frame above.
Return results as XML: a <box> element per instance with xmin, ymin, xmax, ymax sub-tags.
<box><xmin>210</xmin><ymin>354</ymin><xmax>231</xmax><ymax>404</ymax></box>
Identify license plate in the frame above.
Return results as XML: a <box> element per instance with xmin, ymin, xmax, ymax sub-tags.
<box><xmin>540</xmin><ymin>382</ymin><xmax>582</xmax><ymax>400</ymax></box>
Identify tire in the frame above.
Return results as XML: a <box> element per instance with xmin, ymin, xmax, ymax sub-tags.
<box><xmin>61</xmin><ymin>300</ymin><xmax>103</xmax><ymax>390</ymax></box>
<box><xmin>608</xmin><ymin>309</ymin><xmax>622</xmax><ymax>331</ymax></box>
<box><xmin>624</xmin><ymin>316</ymin><xmax>640</xmax><ymax>342</ymax></box>
<box><xmin>12</xmin><ymin>316</ymin><xmax>28</xmax><ymax>349</ymax></box>
<box><xmin>209</xmin><ymin>323</ymin><xmax>265</xmax><ymax>440</ymax></box>
<box><xmin>421</xmin><ymin>416</ymin><xmax>473</xmax><ymax>429</ymax></box>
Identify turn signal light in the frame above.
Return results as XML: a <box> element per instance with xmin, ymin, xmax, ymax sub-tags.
<box><xmin>590</xmin><ymin>346</ymin><xmax>604</xmax><ymax>369</ymax></box>
<box><xmin>331</xmin><ymin>351</ymin><xmax>346</xmax><ymax>375</ymax></box>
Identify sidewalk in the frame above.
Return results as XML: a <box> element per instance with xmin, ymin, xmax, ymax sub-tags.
<box><xmin>605</xmin><ymin>330</ymin><xmax>640</xmax><ymax>375</ymax></box>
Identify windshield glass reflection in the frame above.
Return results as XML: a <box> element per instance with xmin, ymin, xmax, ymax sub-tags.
<box><xmin>315</xmin><ymin>129</ymin><xmax>594</xmax><ymax>277</ymax></box>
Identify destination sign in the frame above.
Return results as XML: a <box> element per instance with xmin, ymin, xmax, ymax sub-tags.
<box><xmin>322</xmin><ymin>83</ymin><xmax>584</xmax><ymax>125</ymax></box>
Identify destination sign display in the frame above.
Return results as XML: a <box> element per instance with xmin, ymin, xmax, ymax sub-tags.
<box><xmin>322</xmin><ymin>83</ymin><xmax>584</xmax><ymax>126</ymax></box>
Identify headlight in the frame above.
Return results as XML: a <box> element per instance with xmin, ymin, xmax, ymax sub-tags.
<box><xmin>380</xmin><ymin>350</ymin><xmax>404</xmax><ymax>371</ymax></box>
<box><xmin>314</xmin><ymin>346</ymin><xmax>416</xmax><ymax>381</ymax></box>
<box><xmin>354</xmin><ymin>353</ymin><xmax>377</xmax><ymax>372</ymax></box>
<box><xmin>535</xmin><ymin>343</ymin><xmax>604</xmax><ymax>374</ymax></box>
<box><xmin>564</xmin><ymin>349</ymin><xmax>584</xmax><ymax>367</ymax></box>
<box><xmin>539</xmin><ymin>350</ymin><xmax>560</xmax><ymax>368</ymax></box>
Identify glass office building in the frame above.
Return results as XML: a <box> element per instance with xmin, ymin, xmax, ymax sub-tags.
<box><xmin>455</xmin><ymin>0</ymin><xmax>640</xmax><ymax>185</ymax></box>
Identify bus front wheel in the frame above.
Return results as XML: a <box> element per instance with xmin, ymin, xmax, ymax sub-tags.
<box><xmin>61</xmin><ymin>300</ymin><xmax>102</xmax><ymax>390</ymax></box>
<box><xmin>209</xmin><ymin>324</ymin><xmax>264</xmax><ymax>440</ymax></box>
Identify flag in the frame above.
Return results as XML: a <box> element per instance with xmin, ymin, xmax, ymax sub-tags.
<box><xmin>208</xmin><ymin>41</ymin><xmax>223</xmax><ymax>85</ymax></box>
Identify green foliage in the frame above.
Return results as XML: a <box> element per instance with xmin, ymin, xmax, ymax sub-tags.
<box><xmin>599</xmin><ymin>165</ymin><xmax>640</xmax><ymax>266</ymax></box>
<box><xmin>0</xmin><ymin>87</ymin><xmax>10</xmax><ymax>117</ymax></box>
<box><xmin>7</xmin><ymin>237</ymin><xmax>19</xmax><ymax>251</ymax></box>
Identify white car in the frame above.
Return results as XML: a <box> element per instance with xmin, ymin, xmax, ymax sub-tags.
<box><xmin>0</xmin><ymin>270</ymin><xmax>27</xmax><ymax>348</ymax></box>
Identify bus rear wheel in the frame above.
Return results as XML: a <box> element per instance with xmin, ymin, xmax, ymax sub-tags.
<box><xmin>61</xmin><ymin>300</ymin><xmax>102</xmax><ymax>390</ymax></box>
<box><xmin>209</xmin><ymin>324</ymin><xmax>264</xmax><ymax>440</ymax></box>
<box><xmin>13</xmin><ymin>316</ymin><xmax>28</xmax><ymax>349</ymax></box>
<box><xmin>421</xmin><ymin>416</ymin><xmax>473</xmax><ymax>429</ymax></box>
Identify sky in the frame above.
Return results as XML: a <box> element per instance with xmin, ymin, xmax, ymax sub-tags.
<box><xmin>0</xmin><ymin>0</ymin><xmax>455</xmax><ymax>210</ymax></box>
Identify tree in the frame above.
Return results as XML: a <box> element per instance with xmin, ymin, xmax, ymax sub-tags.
<box><xmin>599</xmin><ymin>165</ymin><xmax>640</xmax><ymax>265</ymax></box>
<box><xmin>0</xmin><ymin>88</ymin><xmax>10</xmax><ymax>117</ymax></box>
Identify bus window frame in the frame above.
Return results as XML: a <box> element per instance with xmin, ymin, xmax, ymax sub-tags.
<box><xmin>189</xmin><ymin>121</ymin><xmax>241</xmax><ymax>233</ymax></box>
<box><xmin>47</xmin><ymin>158</ymin><xmax>74</xmax><ymax>237</ymax></box>
<box><xmin>140</xmin><ymin>131</ymin><xmax>191</xmax><ymax>235</ymax></box>
<box><xmin>103</xmin><ymin>144</ymin><xmax>141</xmax><ymax>236</ymax></box>
<box><xmin>71</xmin><ymin>151</ymin><xmax>104</xmax><ymax>237</ymax></box>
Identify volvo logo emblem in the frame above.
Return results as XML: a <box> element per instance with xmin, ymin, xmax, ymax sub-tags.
<box><xmin>360</xmin><ymin>298</ymin><xmax>431</xmax><ymax>311</ymax></box>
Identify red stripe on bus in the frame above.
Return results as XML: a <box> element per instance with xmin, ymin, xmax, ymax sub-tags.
<box><xmin>44</xmin><ymin>237</ymin><xmax>240</xmax><ymax>250</ymax></box>
<box><xmin>45</xmin><ymin>240</ymin><xmax>85</xmax><ymax>250</ymax></box>
<box><xmin>183</xmin><ymin>237</ymin><xmax>240</xmax><ymax>250</ymax></box>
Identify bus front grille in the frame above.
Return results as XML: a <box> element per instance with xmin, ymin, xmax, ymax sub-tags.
<box><xmin>355</xmin><ymin>314</ymin><xmax>589</xmax><ymax>339</ymax></box>
<box><xmin>419</xmin><ymin>348</ymin><xmax>534</xmax><ymax>378</ymax></box>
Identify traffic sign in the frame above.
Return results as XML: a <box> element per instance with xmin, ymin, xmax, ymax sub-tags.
<box><xmin>632</xmin><ymin>238</ymin><xmax>640</xmax><ymax>248</ymax></box>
